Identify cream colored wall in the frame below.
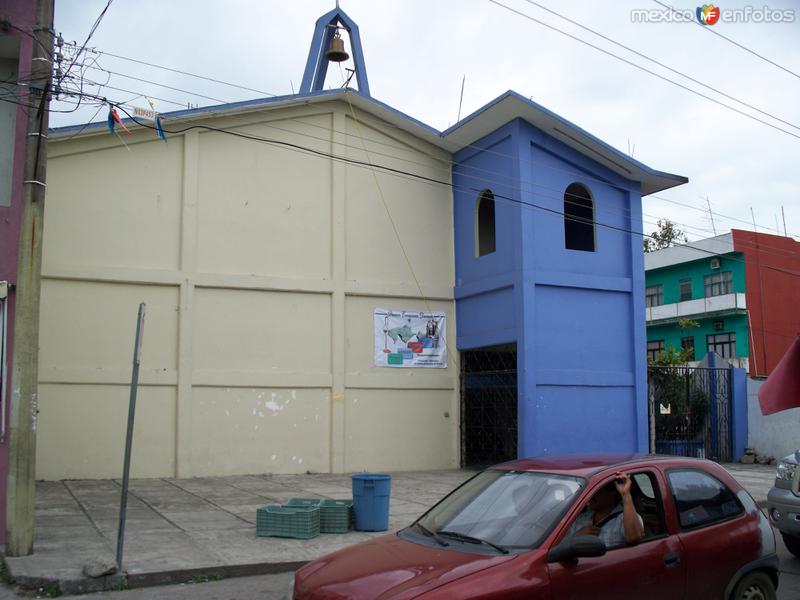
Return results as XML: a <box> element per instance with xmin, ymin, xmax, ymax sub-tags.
<box><xmin>39</xmin><ymin>99</ymin><xmax>457</xmax><ymax>479</ymax></box>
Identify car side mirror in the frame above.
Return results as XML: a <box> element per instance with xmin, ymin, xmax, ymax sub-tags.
<box><xmin>547</xmin><ymin>535</ymin><xmax>607</xmax><ymax>563</ymax></box>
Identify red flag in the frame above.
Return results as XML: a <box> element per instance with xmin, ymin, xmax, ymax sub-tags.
<box><xmin>758</xmin><ymin>336</ymin><xmax>800</xmax><ymax>415</ymax></box>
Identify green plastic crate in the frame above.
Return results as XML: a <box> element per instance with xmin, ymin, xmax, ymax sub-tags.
<box><xmin>256</xmin><ymin>504</ymin><xmax>320</xmax><ymax>539</ymax></box>
<box><xmin>285</xmin><ymin>498</ymin><xmax>352</xmax><ymax>533</ymax></box>
<box><xmin>319</xmin><ymin>499</ymin><xmax>353</xmax><ymax>533</ymax></box>
<box><xmin>285</xmin><ymin>498</ymin><xmax>322</xmax><ymax>509</ymax></box>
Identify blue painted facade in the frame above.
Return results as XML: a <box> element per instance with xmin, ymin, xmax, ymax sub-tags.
<box><xmin>453</xmin><ymin>118</ymin><xmax>650</xmax><ymax>456</ymax></box>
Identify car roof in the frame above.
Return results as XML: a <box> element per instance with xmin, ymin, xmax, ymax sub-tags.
<box><xmin>492</xmin><ymin>454</ymin><xmax>699</xmax><ymax>478</ymax></box>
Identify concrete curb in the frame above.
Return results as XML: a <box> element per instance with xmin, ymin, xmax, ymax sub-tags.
<box><xmin>4</xmin><ymin>557</ymin><xmax>306</xmax><ymax>596</ymax></box>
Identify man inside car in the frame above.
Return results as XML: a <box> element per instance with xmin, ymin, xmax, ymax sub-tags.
<box><xmin>567</xmin><ymin>471</ymin><xmax>645</xmax><ymax>547</ymax></box>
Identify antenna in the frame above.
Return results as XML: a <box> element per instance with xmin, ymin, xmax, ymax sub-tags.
<box><xmin>456</xmin><ymin>74</ymin><xmax>466</xmax><ymax>122</ymax></box>
<box><xmin>782</xmin><ymin>206</ymin><xmax>788</xmax><ymax>236</ymax></box>
<box><xmin>704</xmin><ymin>196</ymin><xmax>717</xmax><ymax>235</ymax></box>
<box><xmin>750</xmin><ymin>207</ymin><xmax>757</xmax><ymax>233</ymax></box>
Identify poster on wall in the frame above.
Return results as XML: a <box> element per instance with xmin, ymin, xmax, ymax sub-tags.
<box><xmin>374</xmin><ymin>308</ymin><xmax>447</xmax><ymax>368</ymax></box>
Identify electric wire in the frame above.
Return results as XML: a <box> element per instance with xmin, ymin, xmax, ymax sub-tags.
<box><xmin>487</xmin><ymin>0</ymin><xmax>800</xmax><ymax>141</ymax></box>
<box><xmin>88</xmin><ymin>96</ymin><xmax>800</xmax><ymax>281</ymax></box>
<box><xmin>651</xmin><ymin>0</ymin><xmax>800</xmax><ymax>81</ymax></box>
<box><xmin>42</xmin><ymin>41</ymin><xmax>799</xmax><ymax>238</ymax></box>
<box><xmin>522</xmin><ymin>0</ymin><xmax>800</xmax><ymax>132</ymax></box>
<box><xmin>37</xmin><ymin>81</ymin><xmax>800</xmax><ymax>261</ymax></box>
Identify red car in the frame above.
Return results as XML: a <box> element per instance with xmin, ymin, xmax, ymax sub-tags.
<box><xmin>289</xmin><ymin>455</ymin><xmax>779</xmax><ymax>600</ymax></box>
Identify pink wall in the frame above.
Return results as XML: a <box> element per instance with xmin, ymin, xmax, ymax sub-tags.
<box><xmin>0</xmin><ymin>0</ymin><xmax>37</xmax><ymax>545</ymax></box>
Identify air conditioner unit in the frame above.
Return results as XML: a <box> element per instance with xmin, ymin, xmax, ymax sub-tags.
<box><xmin>710</xmin><ymin>258</ymin><xmax>721</xmax><ymax>269</ymax></box>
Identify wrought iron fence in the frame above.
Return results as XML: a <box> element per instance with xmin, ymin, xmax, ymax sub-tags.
<box><xmin>460</xmin><ymin>344</ymin><xmax>518</xmax><ymax>468</ymax></box>
<box><xmin>648</xmin><ymin>366</ymin><xmax>732</xmax><ymax>462</ymax></box>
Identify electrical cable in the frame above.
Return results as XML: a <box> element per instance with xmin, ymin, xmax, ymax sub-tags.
<box><xmin>651</xmin><ymin>0</ymin><xmax>800</xmax><ymax>81</ymax></box>
<box><xmin>89</xmin><ymin>96</ymin><xmax>800</xmax><ymax>281</ymax></box>
<box><xmin>47</xmin><ymin>50</ymin><xmax>798</xmax><ymax>238</ymax></box>
<box><xmin>40</xmin><ymin>79</ymin><xmax>800</xmax><ymax>266</ymax></box>
<box><xmin>73</xmin><ymin>44</ymin><xmax>279</xmax><ymax>98</ymax></box>
<box><xmin>522</xmin><ymin>0</ymin><xmax>800</xmax><ymax>132</ymax></box>
<box><xmin>43</xmin><ymin>74</ymin><xmax>799</xmax><ymax>244</ymax></box>
<box><xmin>487</xmin><ymin>0</ymin><xmax>800</xmax><ymax>141</ymax></box>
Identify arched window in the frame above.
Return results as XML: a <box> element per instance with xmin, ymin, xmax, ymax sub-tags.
<box><xmin>476</xmin><ymin>189</ymin><xmax>496</xmax><ymax>257</ymax></box>
<box><xmin>564</xmin><ymin>183</ymin><xmax>595</xmax><ymax>252</ymax></box>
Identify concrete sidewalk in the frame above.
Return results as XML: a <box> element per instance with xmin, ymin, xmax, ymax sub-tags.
<box><xmin>1</xmin><ymin>463</ymin><xmax>777</xmax><ymax>595</ymax></box>
<box><xmin>3</xmin><ymin>470</ymin><xmax>474</xmax><ymax>594</ymax></box>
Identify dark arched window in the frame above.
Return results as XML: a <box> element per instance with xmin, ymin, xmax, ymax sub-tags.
<box><xmin>476</xmin><ymin>189</ymin><xmax>496</xmax><ymax>256</ymax></box>
<box><xmin>564</xmin><ymin>183</ymin><xmax>595</xmax><ymax>252</ymax></box>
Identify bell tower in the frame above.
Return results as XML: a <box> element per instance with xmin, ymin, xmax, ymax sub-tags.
<box><xmin>300</xmin><ymin>4</ymin><xmax>370</xmax><ymax>96</ymax></box>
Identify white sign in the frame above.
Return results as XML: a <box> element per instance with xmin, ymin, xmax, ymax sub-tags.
<box><xmin>132</xmin><ymin>106</ymin><xmax>157</xmax><ymax>122</ymax></box>
<box><xmin>374</xmin><ymin>308</ymin><xmax>447</xmax><ymax>368</ymax></box>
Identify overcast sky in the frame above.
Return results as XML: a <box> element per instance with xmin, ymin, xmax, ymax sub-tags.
<box><xmin>50</xmin><ymin>0</ymin><xmax>800</xmax><ymax>243</ymax></box>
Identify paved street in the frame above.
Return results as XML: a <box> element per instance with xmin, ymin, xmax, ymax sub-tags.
<box><xmin>43</xmin><ymin>536</ymin><xmax>800</xmax><ymax>600</ymax></box>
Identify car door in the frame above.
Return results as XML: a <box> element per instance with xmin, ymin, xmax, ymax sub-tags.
<box><xmin>665</xmin><ymin>468</ymin><xmax>753</xmax><ymax>600</ymax></box>
<box><xmin>547</xmin><ymin>470</ymin><xmax>686</xmax><ymax>600</ymax></box>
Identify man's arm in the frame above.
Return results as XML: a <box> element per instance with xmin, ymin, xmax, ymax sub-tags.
<box><xmin>615</xmin><ymin>473</ymin><xmax>645</xmax><ymax>544</ymax></box>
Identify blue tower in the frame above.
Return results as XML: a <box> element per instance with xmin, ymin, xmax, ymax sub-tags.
<box><xmin>300</xmin><ymin>5</ymin><xmax>370</xmax><ymax>96</ymax></box>
<box><xmin>446</xmin><ymin>92</ymin><xmax>687</xmax><ymax>464</ymax></box>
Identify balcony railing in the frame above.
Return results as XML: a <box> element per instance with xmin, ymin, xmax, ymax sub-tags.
<box><xmin>646</xmin><ymin>293</ymin><xmax>746</xmax><ymax>323</ymax></box>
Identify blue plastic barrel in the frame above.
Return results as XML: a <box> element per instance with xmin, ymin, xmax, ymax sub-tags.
<box><xmin>351</xmin><ymin>473</ymin><xmax>392</xmax><ymax>531</ymax></box>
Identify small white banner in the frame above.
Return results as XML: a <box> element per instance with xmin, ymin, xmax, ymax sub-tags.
<box><xmin>132</xmin><ymin>106</ymin><xmax>157</xmax><ymax>122</ymax></box>
<box><xmin>374</xmin><ymin>308</ymin><xmax>447</xmax><ymax>368</ymax></box>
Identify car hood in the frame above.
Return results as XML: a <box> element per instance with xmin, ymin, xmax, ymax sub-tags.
<box><xmin>295</xmin><ymin>532</ymin><xmax>516</xmax><ymax>600</ymax></box>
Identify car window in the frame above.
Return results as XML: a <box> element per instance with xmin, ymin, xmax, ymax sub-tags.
<box><xmin>565</xmin><ymin>471</ymin><xmax>666</xmax><ymax>551</ymax></box>
<box><xmin>667</xmin><ymin>469</ymin><xmax>743</xmax><ymax>530</ymax></box>
<box><xmin>416</xmin><ymin>470</ymin><xmax>583</xmax><ymax>550</ymax></box>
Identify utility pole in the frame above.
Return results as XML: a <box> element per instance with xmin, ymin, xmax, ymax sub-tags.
<box><xmin>6</xmin><ymin>0</ymin><xmax>54</xmax><ymax>556</ymax></box>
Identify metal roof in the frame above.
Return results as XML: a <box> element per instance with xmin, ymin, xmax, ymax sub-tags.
<box><xmin>50</xmin><ymin>88</ymin><xmax>687</xmax><ymax>195</ymax></box>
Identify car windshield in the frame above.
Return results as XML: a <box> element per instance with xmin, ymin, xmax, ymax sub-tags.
<box><xmin>415</xmin><ymin>469</ymin><xmax>583</xmax><ymax>550</ymax></box>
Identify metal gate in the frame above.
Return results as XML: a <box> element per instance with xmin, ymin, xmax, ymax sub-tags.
<box><xmin>460</xmin><ymin>344</ymin><xmax>517</xmax><ymax>468</ymax></box>
<box><xmin>648</xmin><ymin>366</ymin><xmax>732</xmax><ymax>461</ymax></box>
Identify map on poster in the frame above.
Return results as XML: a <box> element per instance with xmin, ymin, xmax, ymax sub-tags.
<box><xmin>374</xmin><ymin>308</ymin><xmax>447</xmax><ymax>368</ymax></box>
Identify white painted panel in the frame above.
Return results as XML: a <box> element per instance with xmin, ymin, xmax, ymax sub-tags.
<box><xmin>193</xmin><ymin>288</ymin><xmax>331</xmax><ymax>374</ymax></box>
<box><xmin>190</xmin><ymin>387</ymin><xmax>329</xmax><ymax>475</ymax></box>
<box><xmin>344</xmin><ymin>114</ymin><xmax>453</xmax><ymax>288</ymax></box>
<box><xmin>36</xmin><ymin>384</ymin><xmax>176</xmax><ymax>480</ymax></box>
<box><xmin>196</xmin><ymin>114</ymin><xmax>333</xmax><ymax>279</ymax></box>
<box><xmin>44</xmin><ymin>138</ymin><xmax>183</xmax><ymax>270</ymax></box>
<box><xmin>38</xmin><ymin>279</ymin><xmax>179</xmax><ymax>375</ymax></box>
<box><xmin>344</xmin><ymin>389</ymin><xmax>454</xmax><ymax>471</ymax></box>
<box><xmin>676</xmin><ymin>298</ymin><xmax>706</xmax><ymax>317</ymax></box>
<box><xmin>704</xmin><ymin>293</ymin><xmax>737</xmax><ymax>312</ymax></box>
<box><xmin>649</xmin><ymin>303</ymin><xmax>677</xmax><ymax>321</ymax></box>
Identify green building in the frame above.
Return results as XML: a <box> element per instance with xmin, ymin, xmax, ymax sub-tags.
<box><xmin>644</xmin><ymin>233</ymin><xmax>748</xmax><ymax>368</ymax></box>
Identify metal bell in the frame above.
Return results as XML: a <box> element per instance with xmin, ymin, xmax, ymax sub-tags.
<box><xmin>325</xmin><ymin>31</ymin><xmax>349</xmax><ymax>62</ymax></box>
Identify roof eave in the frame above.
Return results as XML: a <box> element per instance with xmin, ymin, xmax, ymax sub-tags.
<box><xmin>443</xmin><ymin>90</ymin><xmax>688</xmax><ymax>196</ymax></box>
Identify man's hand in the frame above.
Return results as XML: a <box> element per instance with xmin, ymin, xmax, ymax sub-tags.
<box><xmin>614</xmin><ymin>472</ymin><xmax>632</xmax><ymax>497</ymax></box>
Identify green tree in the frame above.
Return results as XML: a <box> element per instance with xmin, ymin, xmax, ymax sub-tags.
<box><xmin>643</xmin><ymin>219</ymin><xmax>688</xmax><ymax>252</ymax></box>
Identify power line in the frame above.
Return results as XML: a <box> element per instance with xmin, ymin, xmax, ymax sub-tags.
<box><xmin>60</xmin><ymin>0</ymin><xmax>114</xmax><ymax>85</ymax></box>
<box><xmin>487</xmin><ymin>0</ymin><xmax>800</xmax><ymax>141</ymax></box>
<box><xmin>522</xmin><ymin>0</ymin><xmax>800</xmax><ymax>132</ymax></box>
<box><xmin>45</xmin><ymin>72</ymin><xmax>798</xmax><ymax>242</ymax></box>
<box><xmin>44</xmin><ymin>36</ymin><xmax>798</xmax><ymax>238</ymax></box>
<box><xmin>75</xmin><ymin>44</ymin><xmax>279</xmax><ymax>98</ymax></box>
<box><xmin>651</xmin><ymin>0</ymin><xmax>800</xmax><ymax>81</ymax></box>
<box><xmin>12</xmin><ymin>80</ymin><xmax>794</xmax><ymax>273</ymax></box>
<box><xmin>83</xmin><ymin>64</ymin><xmax>231</xmax><ymax>105</ymax></box>
<box><xmin>88</xmin><ymin>97</ymin><xmax>800</xmax><ymax>280</ymax></box>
